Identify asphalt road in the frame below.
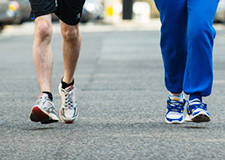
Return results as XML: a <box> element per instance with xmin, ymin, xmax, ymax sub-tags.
<box><xmin>1</xmin><ymin>21</ymin><xmax>225</xmax><ymax>159</ymax></box>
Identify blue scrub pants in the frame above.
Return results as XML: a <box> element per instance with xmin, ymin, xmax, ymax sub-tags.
<box><xmin>154</xmin><ymin>0</ymin><xmax>219</xmax><ymax>98</ymax></box>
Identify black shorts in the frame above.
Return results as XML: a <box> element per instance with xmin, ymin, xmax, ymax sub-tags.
<box><xmin>29</xmin><ymin>0</ymin><xmax>85</xmax><ymax>25</ymax></box>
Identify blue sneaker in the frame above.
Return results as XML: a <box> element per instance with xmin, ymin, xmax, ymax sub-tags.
<box><xmin>185</xmin><ymin>99</ymin><xmax>210</xmax><ymax>123</ymax></box>
<box><xmin>165</xmin><ymin>98</ymin><xmax>186</xmax><ymax>124</ymax></box>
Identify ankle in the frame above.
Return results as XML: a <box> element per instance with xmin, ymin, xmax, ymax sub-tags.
<box><xmin>189</xmin><ymin>93</ymin><xmax>202</xmax><ymax>102</ymax></box>
<box><xmin>61</xmin><ymin>78</ymin><xmax>74</xmax><ymax>89</ymax></box>
<box><xmin>42</xmin><ymin>91</ymin><xmax>53</xmax><ymax>101</ymax></box>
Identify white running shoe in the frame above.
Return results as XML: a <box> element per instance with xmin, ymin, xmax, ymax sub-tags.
<box><xmin>58</xmin><ymin>82</ymin><xmax>79</xmax><ymax>123</ymax></box>
<box><xmin>30</xmin><ymin>93</ymin><xmax>59</xmax><ymax>124</ymax></box>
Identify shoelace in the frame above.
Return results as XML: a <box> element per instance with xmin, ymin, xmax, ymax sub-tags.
<box><xmin>63</xmin><ymin>88</ymin><xmax>76</xmax><ymax>109</ymax></box>
<box><xmin>167</xmin><ymin>99</ymin><xmax>185</xmax><ymax>112</ymax></box>
<box><xmin>35</xmin><ymin>94</ymin><xmax>55</xmax><ymax>112</ymax></box>
<box><xmin>188</xmin><ymin>102</ymin><xmax>207</xmax><ymax>114</ymax></box>
<box><xmin>36</xmin><ymin>95</ymin><xmax>47</xmax><ymax>105</ymax></box>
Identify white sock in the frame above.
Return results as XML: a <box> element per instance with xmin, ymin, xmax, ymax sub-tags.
<box><xmin>169</xmin><ymin>93</ymin><xmax>184</xmax><ymax>102</ymax></box>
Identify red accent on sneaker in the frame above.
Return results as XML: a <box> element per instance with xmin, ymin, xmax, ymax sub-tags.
<box><xmin>64</xmin><ymin>121</ymin><xmax>73</xmax><ymax>124</ymax></box>
<box><xmin>67</xmin><ymin>85</ymin><xmax>74</xmax><ymax>91</ymax></box>
<box><xmin>31</xmin><ymin>106</ymin><xmax>49</xmax><ymax>121</ymax></box>
<box><xmin>39</xmin><ymin>93</ymin><xmax>44</xmax><ymax>98</ymax></box>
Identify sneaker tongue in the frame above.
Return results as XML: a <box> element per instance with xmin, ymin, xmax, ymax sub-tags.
<box><xmin>170</xmin><ymin>97</ymin><xmax>183</xmax><ymax>102</ymax></box>
<box><xmin>189</xmin><ymin>98</ymin><xmax>201</xmax><ymax>105</ymax></box>
<box><xmin>173</xmin><ymin>97</ymin><xmax>182</xmax><ymax>101</ymax></box>
<box><xmin>39</xmin><ymin>93</ymin><xmax>48</xmax><ymax>99</ymax></box>
<box><xmin>65</xmin><ymin>85</ymin><xmax>74</xmax><ymax>92</ymax></box>
<box><xmin>190</xmin><ymin>102</ymin><xmax>201</xmax><ymax>105</ymax></box>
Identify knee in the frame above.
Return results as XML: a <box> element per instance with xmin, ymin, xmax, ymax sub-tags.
<box><xmin>188</xmin><ymin>22</ymin><xmax>215</xmax><ymax>41</ymax></box>
<box><xmin>35</xmin><ymin>21</ymin><xmax>52</xmax><ymax>40</ymax></box>
<box><xmin>62</xmin><ymin>27</ymin><xmax>80</xmax><ymax>41</ymax></box>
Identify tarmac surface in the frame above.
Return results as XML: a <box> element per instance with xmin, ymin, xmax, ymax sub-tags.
<box><xmin>1</xmin><ymin>20</ymin><xmax>225</xmax><ymax>159</ymax></box>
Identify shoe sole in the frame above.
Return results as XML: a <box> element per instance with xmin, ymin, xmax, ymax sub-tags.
<box><xmin>191</xmin><ymin>113</ymin><xmax>210</xmax><ymax>123</ymax></box>
<box><xmin>185</xmin><ymin>114</ymin><xmax>192</xmax><ymax>122</ymax></box>
<box><xmin>59</xmin><ymin>108</ymin><xmax>79</xmax><ymax>124</ymax></box>
<box><xmin>165</xmin><ymin>118</ymin><xmax>184</xmax><ymax>124</ymax></box>
<box><xmin>30</xmin><ymin>106</ymin><xmax>58</xmax><ymax>124</ymax></box>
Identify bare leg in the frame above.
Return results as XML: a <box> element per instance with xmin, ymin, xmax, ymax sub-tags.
<box><xmin>33</xmin><ymin>14</ymin><xmax>53</xmax><ymax>92</ymax></box>
<box><xmin>60</xmin><ymin>21</ymin><xmax>81</xmax><ymax>84</ymax></box>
